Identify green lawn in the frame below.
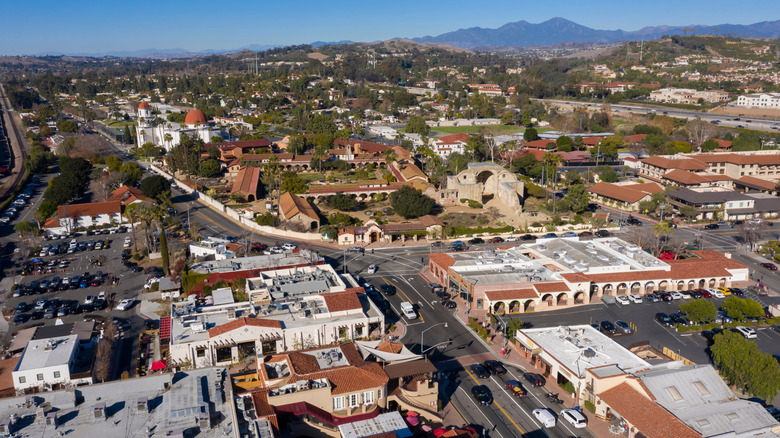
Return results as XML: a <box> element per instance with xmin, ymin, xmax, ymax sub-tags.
<box><xmin>105</xmin><ymin>120</ymin><xmax>135</xmax><ymax>127</ymax></box>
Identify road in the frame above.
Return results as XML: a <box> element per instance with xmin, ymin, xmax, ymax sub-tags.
<box><xmin>0</xmin><ymin>82</ymin><xmax>28</xmax><ymax>208</ymax></box>
<box><xmin>538</xmin><ymin>98</ymin><xmax>780</xmax><ymax>132</ymax></box>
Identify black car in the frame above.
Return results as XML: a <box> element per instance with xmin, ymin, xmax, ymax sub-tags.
<box><xmin>30</xmin><ymin>310</ymin><xmax>44</xmax><ymax>320</ymax></box>
<box><xmin>704</xmin><ymin>224</ymin><xmax>719</xmax><ymax>230</ymax></box>
<box><xmin>659</xmin><ymin>292</ymin><xmax>673</xmax><ymax>302</ymax></box>
<box><xmin>472</xmin><ymin>385</ymin><xmax>493</xmax><ymax>405</ymax></box>
<box><xmin>483</xmin><ymin>360</ymin><xmax>507</xmax><ymax>375</ymax></box>
<box><xmin>443</xmin><ymin>300</ymin><xmax>457</xmax><ymax>309</ymax></box>
<box><xmin>701</xmin><ymin>330</ymin><xmax>716</xmax><ymax>343</ymax></box>
<box><xmin>732</xmin><ymin>220</ymin><xmax>744</xmax><ymax>227</ymax></box>
<box><xmin>380</xmin><ymin>284</ymin><xmax>396</xmax><ymax>295</ymax></box>
<box><xmin>656</xmin><ymin>312</ymin><xmax>674</xmax><ymax>326</ymax></box>
<box><xmin>671</xmin><ymin>313</ymin><xmax>692</xmax><ymax>326</ymax></box>
<box><xmin>627</xmin><ymin>217</ymin><xmax>642</xmax><ymax>226</ymax></box>
<box><xmin>468</xmin><ymin>238</ymin><xmax>484</xmax><ymax>245</ymax></box>
<box><xmin>16</xmin><ymin>302</ymin><xmax>29</xmax><ymax>313</ymax></box>
<box><xmin>600</xmin><ymin>320</ymin><xmax>617</xmax><ymax>334</ymax></box>
<box><xmin>13</xmin><ymin>313</ymin><xmax>29</xmax><ymax>324</ymax></box>
<box><xmin>520</xmin><ymin>234</ymin><xmax>537</xmax><ymax>241</ymax></box>
<box><xmin>523</xmin><ymin>373</ymin><xmax>546</xmax><ymax>387</ymax></box>
<box><xmin>595</xmin><ymin>230</ymin><xmax>611</xmax><ymax>237</ymax></box>
<box><xmin>471</xmin><ymin>364</ymin><xmax>490</xmax><ymax>379</ymax></box>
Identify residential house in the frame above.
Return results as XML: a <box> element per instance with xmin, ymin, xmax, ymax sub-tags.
<box><xmin>339</xmin><ymin>215</ymin><xmax>445</xmax><ymax>245</ymax></box>
<box><xmin>189</xmin><ymin>236</ymin><xmax>235</xmax><ymax>261</ymax></box>
<box><xmin>108</xmin><ymin>185</ymin><xmax>154</xmax><ymax>206</ymax></box>
<box><xmin>432</xmin><ymin>133</ymin><xmax>469</xmax><ymax>158</ymax></box>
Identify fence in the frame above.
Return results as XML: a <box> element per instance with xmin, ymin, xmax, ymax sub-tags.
<box><xmin>149</xmin><ymin>165</ymin><xmax>324</xmax><ymax>242</ymax></box>
<box><xmin>661</xmin><ymin>347</ymin><xmax>696</xmax><ymax>365</ymax></box>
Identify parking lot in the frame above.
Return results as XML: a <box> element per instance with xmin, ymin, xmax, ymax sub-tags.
<box><xmin>513</xmin><ymin>294</ymin><xmax>780</xmax><ymax>365</ymax></box>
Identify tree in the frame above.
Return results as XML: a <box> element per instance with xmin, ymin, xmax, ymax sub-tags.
<box><xmin>123</xmin><ymin>125</ymin><xmax>133</xmax><ymax>145</ymax></box>
<box><xmin>120</xmin><ymin>162</ymin><xmax>143</xmax><ymax>185</ymax></box>
<box><xmin>556</xmin><ymin>135</ymin><xmax>573</xmax><ymax>152</ymax></box>
<box><xmin>592</xmin><ymin>136</ymin><xmax>622</xmax><ymax>162</ymax></box>
<box><xmin>280</xmin><ymin>172</ymin><xmax>308</xmax><ymax>194</ymax></box>
<box><xmin>564</xmin><ymin>170</ymin><xmax>581</xmax><ymax>185</ymax></box>
<box><xmin>594</xmin><ymin>165</ymin><xmax>619</xmax><ymax>183</ymax></box>
<box><xmin>389</xmin><ymin>186</ymin><xmax>435</xmax><ymax>219</ymax></box>
<box><xmin>722</xmin><ymin>296</ymin><xmax>764</xmax><ymax>320</ymax></box>
<box><xmin>405</xmin><ymin>115</ymin><xmax>429</xmax><ymax>136</ymax></box>
<box><xmin>679</xmin><ymin>205</ymin><xmax>698</xmax><ymax>222</ymax></box>
<box><xmin>105</xmin><ymin>155</ymin><xmax>122</xmax><ymax>172</ymax></box>
<box><xmin>287</xmin><ymin>134</ymin><xmax>307</xmax><ymax>155</ymax></box>
<box><xmin>687</xmin><ymin>119</ymin><xmax>714</xmax><ymax>151</ymax></box>
<box><xmin>199</xmin><ymin>159</ymin><xmax>222</xmax><ymax>178</ymax></box>
<box><xmin>14</xmin><ymin>221</ymin><xmax>37</xmax><ymax>238</ymax></box>
<box><xmin>712</xmin><ymin>330</ymin><xmax>780</xmax><ymax>401</ymax></box>
<box><xmin>679</xmin><ymin>299</ymin><xmax>717</xmax><ymax>323</ymax></box>
<box><xmin>140</xmin><ymin>175</ymin><xmax>171</xmax><ymax>200</ymax></box>
<box><xmin>56</xmin><ymin>120</ymin><xmax>78</xmax><ymax>132</ymax></box>
<box><xmin>159</xmin><ymin>227</ymin><xmax>170</xmax><ymax>276</ymax></box>
<box><xmin>523</xmin><ymin>127</ymin><xmax>539</xmax><ymax>142</ymax></box>
<box><xmin>562</xmin><ymin>184</ymin><xmax>590</xmax><ymax>214</ymax></box>
<box><xmin>701</xmin><ymin>139</ymin><xmax>719</xmax><ymax>152</ymax></box>
<box><xmin>327</xmin><ymin>194</ymin><xmax>358</xmax><ymax>211</ymax></box>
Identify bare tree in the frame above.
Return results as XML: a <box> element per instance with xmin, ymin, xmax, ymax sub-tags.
<box><xmin>686</xmin><ymin>119</ymin><xmax>714</xmax><ymax>151</ymax></box>
<box><xmin>627</xmin><ymin>141</ymin><xmax>647</xmax><ymax>159</ymax></box>
<box><xmin>90</xmin><ymin>173</ymin><xmax>122</xmax><ymax>202</ymax></box>
<box><xmin>739</xmin><ymin>221</ymin><xmax>766</xmax><ymax>251</ymax></box>
<box><xmin>94</xmin><ymin>322</ymin><xmax>115</xmax><ymax>383</ymax></box>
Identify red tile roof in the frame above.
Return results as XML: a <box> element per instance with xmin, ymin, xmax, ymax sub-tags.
<box><xmin>735</xmin><ymin>175</ymin><xmax>776</xmax><ymax>190</ymax></box>
<box><xmin>642</xmin><ymin>156</ymin><xmax>708</xmax><ymax>171</ymax></box>
<box><xmin>534</xmin><ymin>282</ymin><xmax>571</xmax><ymax>293</ymax></box>
<box><xmin>108</xmin><ymin>185</ymin><xmax>154</xmax><ymax>205</ymax></box>
<box><xmin>375</xmin><ymin>341</ymin><xmax>404</xmax><ymax>354</ymax></box>
<box><xmin>231</xmin><ymin>166</ymin><xmax>262</xmax><ymax>196</ymax></box>
<box><xmin>588</xmin><ymin>182</ymin><xmax>661</xmax><ymax>204</ymax></box>
<box><xmin>418</xmin><ymin>215</ymin><xmax>445</xmax><ymax>227</ymax></box>
<box><xmin>279</xmin><ymin>192</ymin><xmax>319</xmax><ymax>222</ymax></box>
<box><xmin>436</xmin><ymin>133</ymin><xmax>469</xmax><ymax>145</ymax></box>
<box><xmin>322</xmin><ymin>290</ymin><xmax>362</xmax><ymax>313</ymax></box>
<box><xmin>623</xmin><ymin>134</ymin><xmax>647</xmax><ymax>143</ymax></box>
<box><xmin>208</xmin><ymin>317</ymin><xmax>282</xmax><ymax>338</ymax></box>
<box><xmin>582</xmin><ymin>137</ymin><xmax>603</xmax><ymax>146</ymax></box>
<box><xmin>213</xmin><ymin>139</ymin><xmax>272</xmax><ymax>149</ymax></box>
<box><xmin>485</xmin><ymin>289</ymin><xmax>537</xmax><ymax>301</ymax></box>
<box><xmin>57</xmin><ymin>201</ymin><xmax>122</xmax><ymax>219</ymax></box>
<box><xmin>598</xmin><ymin>383</ymin><xmax>701</xmax><ymax>438</ymax></box>
<box><xmin>429</xmin><ymin>253</ymin><xmax>456</xmax><ymax>270</ymax></box>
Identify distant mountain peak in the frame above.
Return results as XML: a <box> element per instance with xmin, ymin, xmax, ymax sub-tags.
<box><xmin>411</xmin><ymin>18</ymin><xmax>780</xmax><ymax>49</ymax></box>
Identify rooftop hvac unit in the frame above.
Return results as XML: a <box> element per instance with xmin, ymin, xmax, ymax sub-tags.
<box><xmin>537</xmin><ymin>244</ymin><xmax>546</xmax><ymax>250</ymax></box>
<box><xmin>330</xmin><ymin>350</ymin><xmax>340</xmax><ymax>362</ymax></box>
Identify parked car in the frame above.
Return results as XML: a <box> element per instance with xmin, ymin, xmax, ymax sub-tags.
<box><xmin>561</xmin><ymin>231</ymin><xmax>577</xmax><ymax>238</ymax></box>
<box><xmin>483</xmin><ymin>360</ymin><xmax>507</xmax><ymax>375</ymax></box>
<box><xmin>488</xmin><ymin>237</ymin><xmax>504</xmax><ymax>243</ymax></box>
<box><xmin>471</xmin><ymin>364</ymin><xmax>490</xmax><ymax>379</ymax></box>
<box><xmin>735</xmin><ymin>326</ymin><xmax>757</xmax><ymax>339</ymax></box>
<box><xmin>600</xmin><ymin>320</ymin><xmax>617</xmax><ymax>334</ymax></box>
<box><xmin>523</xmin><ymin>373</ymin><xmax>546</xmax><ymax>387</ymax></box>
<box><xmin>761</xmin><ymin>263</ymin><xmax>778</xmax><ymax>271</ymax></box>
<box><xmin>628</xmin><ymin>294</ymin><xmax>643</xmax><ymax>303</ymax></box>
<box><xmin>704</xmin><ymin>224</ymin><xmax>720</xmax><ymax>230</ymax></box>
<box><xmin>541</xmin><ymin>233</ymin><xmax>558</xmax><ymax>238</ymax></box>
<box><xmin>646</xmin><ymin>293</ymin><xmax>661</xmax><ymax>303</ymax></box>
<box><xmin>671</xmin><ymin>313</ymin><xmax>693</xmax><ymax>326</ymax></box>
<box><xmin>471</xmin><ymin>385</ymin><xmax>493</xmax><ymax>406</ymax></box>
<box><xmin>561</xmin><ymin>409</ymin><xmax>587</xmax><ymax>429</ymax></box>
<box><xmin>116</xmin><ymin>299</ymin><xmax>134</xmax><ymax>311</ymax></box>
<box><xmin>380</xmin><ymin>284</ymin><xmax>396</xmax><ymax>295</ymax></box>
<box><xmin>468</xmin><ymin>238</ymin><xmax>484</xmax><ymax>245</ymax></box>
<box><xmin>615</xmin><ymin>320</ymin><xmax>633</xmax><ymax>334</ymax></box>
<box><xmin>615</xmin><ymin>295</ymin><xmax>630</xmax><ymax>305</ymax></box>
<box><xmin>504</xmin><ymin>380</ymin><xmax>527</xmax><ymax>397</ymax></box>
<box><xmin>656</xmin><ymin>313</ymin><xmax>674</xmax><ymax>326</ymax></box>
<box><xmin>670</xmin><ymin>291</ymin><xmax>683</xmax><ymax>300</ymax></box>
<box><xmin>520</xmin><ymin>234</ymin><xmax>537</xmax><ymax>241</ymax></box>
<box><xmin>595</xmin><ymin>230</ymin><xmax>611</xmax><ymax>238</ymax></box>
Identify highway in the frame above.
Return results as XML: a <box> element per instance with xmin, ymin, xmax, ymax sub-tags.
<box><xmin>538</xmin><ymin>98</ymin><xmax>780</xmax><ymax>132</ymax></box>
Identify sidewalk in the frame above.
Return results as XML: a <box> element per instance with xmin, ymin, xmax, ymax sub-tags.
<box><xmin>421</xmin><ymin>266</ymin><xmax>616</xmax><ymax>438</ymax></box>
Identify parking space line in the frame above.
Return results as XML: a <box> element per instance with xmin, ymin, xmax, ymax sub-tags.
<box><xmin>464</xmin><ymin>367</ymin><xmax>525</xmax><ymax>436</ymax></box>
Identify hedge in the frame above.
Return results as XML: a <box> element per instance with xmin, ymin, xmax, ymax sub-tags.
<box><xmin>447</xmin><ymin>225</ymin><xmax>514</xmax><ymax>237</ymax></box>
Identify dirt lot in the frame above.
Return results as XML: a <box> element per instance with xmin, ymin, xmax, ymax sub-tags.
<box><xmin>710</xmin><ymin>105</ymin><xmax>780</xmax><ymax>119</ymax></box>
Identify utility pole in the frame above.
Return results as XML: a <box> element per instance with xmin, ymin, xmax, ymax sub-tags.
<box><xmin>640</xmin><ymin>40</ymin><xmax>644</xmax><ymax>62</ymax></box>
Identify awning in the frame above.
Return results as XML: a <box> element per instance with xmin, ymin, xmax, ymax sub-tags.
<box><xmin>150</xmin><ymin>360</ymin><xmax>167</xmax><ymax>371</ymax></box>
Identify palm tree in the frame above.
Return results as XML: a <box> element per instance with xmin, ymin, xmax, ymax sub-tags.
<box><xmin>312</xmin><ymin>144</ymin><xmax>330</xmax><ymax>173</ymax></box>
<box><xmin>163</xmin><ymin>133</ymin><xmax>173</xmax><ymax>151</ymax></box>
<box><xmin>124</xmin><ymin>203</ymin><xmax>140</xmax><ymax>253</ymax></box>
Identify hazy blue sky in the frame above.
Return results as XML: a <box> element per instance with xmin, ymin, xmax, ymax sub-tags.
<box><xmin>0</xmin><ymin>0</ymin><xmax>777</xmax><ymax>55</ymax></box>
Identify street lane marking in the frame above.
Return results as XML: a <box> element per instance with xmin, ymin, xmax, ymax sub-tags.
<box><xmin>489</xmin><ymin>375</ymin><xmax>549</xmax><ymax>436</ymax></box>
<box><xmin>456</xmin><ymin>386</ymin><xmax>506</xmax><ymax>438</ymax></box>
<box><xmin>382</xmin><ymin>276</ymin><xmax>425</xmax><ymax>322</ymax></box>
<box><xmin>464</xmin><ymin>367</ymin><xmax>525</xmax><ymax>436</ymax></box>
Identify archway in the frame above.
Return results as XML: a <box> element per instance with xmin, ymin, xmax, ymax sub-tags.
<box><xmin>524</xmin><ymin>300</ymin><xmax>535</xmax><ymax>313</ymax></box>
<box><xmin>509</xmin><ymin>300</ymin><xmax>521</xmax><ymax>314</ymax></box>
<box><xmin>616</xmin><ymin>283</ymin><xmax>628</xmax><ymax>295</ymax></box>
<box><xmin>677</xmin><ymin>281</ymin><xmax>685</xmax><ymax>291</ymax></box>
<box><xmin>541</xmin><ymin>294</ymin><xmax>553</xmax><ymax>307</ymax></box>
<box><xmin>688</xmin><ymin>280</ymin><xmax>696</xmax><ymax>290</ymax></box>
<box><xmin>310</xmin><ymin>221</ymin><xmax>318</xmax><ymax>231</ymax></box>
<box><xmin>369</xmin><ymin>231</ymin><xmax>380</xmax><ymax>243</ymax></box>
<box><xmin>493</xmin><ymin>302</ymin><xmax>506</xmax><ymax>315</ymax></box>
<box><xmin>719</xmin><ymin>278</ymin><xmax>727</xmax><ymax>287</ymax></box>
<box><xmin>631</xmin><ymin>282</ymin><xmax>641</xmax><ymax>294</ymax></box>
<box><xmin>708</xmin><ymin>279</ymin><xmax>716</xmax><ymax>288</ymax></box>
<box><xmin>247</xmin><ymin>194</ymin><xmax>255</xmax><ymax>202</ymax></box>
<box><xmin>590</xmin><ymin>284</ymin><xmax>600</xmax><ymax>300</ymax></box>
<box><xmin>645</xmin><ymin>282</ymin><xmax>655</xmax><ymax>293</ymax></box>
<box><xmin>574</xmin><ymin>291</ymin><xmax>586</xmax><ymax>304</ymax></box>
<box><xmin>603</xmin><ymin>284</ymin><xmax>614</xmax><ymax>296</ymax></box>
<box><xmin>556</xmin><ymin>293</ymin><xmax>568</xmax><ymax>306</ymax></box>
<box><xmin>698</xmin><ymin>279</ymin><xmax>706</xmax><ymax>289</ymax></box>
<box><xmin>658</xmin><ymin>281</ymin><xmax>669</xmax><ymax>291</ymax></box>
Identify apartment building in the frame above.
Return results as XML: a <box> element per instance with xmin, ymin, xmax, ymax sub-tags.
<box><xmin>649</xmin><ymin>88</ymin><xmax>729</xmax><ymax>104</ymax></box>
<box><xmin>736</xmin><ymin>92</ymin><xmax>780</xmax><ymax>109</ymax></box>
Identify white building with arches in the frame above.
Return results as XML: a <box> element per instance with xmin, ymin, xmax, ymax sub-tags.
<box><xmin>135</xmin><ymin>103</ymin><xmax>215</xmax><ymax>151</ymax></box>
<box><xmin>428</xmin><ymin>237</ymin><xmax>748</xmax><ymax>315</ymax></box>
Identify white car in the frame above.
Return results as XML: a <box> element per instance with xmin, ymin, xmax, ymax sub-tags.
<box><xmin>505</xmin><ymin>236</ymin><xmax>519</xmax><ymax>242</ymax></box>
<box><xmin>116</xmin><ymin>299</ymin><xmax>133</xmax><ymax>311</ymax></box>
<box><xmin>95</xmin><ymin>242</ymin><xmax>103</xmax><ymax>250</ymax></box>
<box><xmin>84</xmin><ymin>295</ymin><xmax>95</xmax><ymax>305</ymax></box>
<box><xmin>629</xmin><ymin>294</ymin><xmax>643</xmax><ymax>304</ymax></box>
<box><xmin>532</xmin><ymin>408</ymin><xmax>557</xmax><ymax>428</ymax></box>
<box><xmin>561</xmin><ymin>408</ymin><xmax>587</xmax><ymax>429</ymax></box>
<box><xmin>670</xmin><ymin>291</ymin><xmax>683</xmax><ymax>300</ymax></box>
<box><xmin>710</xmin><ymin>288</ymin><xmax>725</xmax><ymax>298</ymax></box>
<box><xmin>616</xmin><ymin>295</ymin><xmax>630</xmax><ymax>305</ymax></box>
<box><xmin>269</xmin><ymin>247</ymin><xmax>284</xmax><ymax>254</ymax></box>
<box><xmin>735</xmin><ymin>326</ymin><xmax>757</xmax><ymax>339</ymax></box>
<box><xmin>98</xmin><ymin>291</ymin><xmax>106</xmax><ymax>300</ymax></box>
<box><xmin>367</xmin><ymin>265</ymin><xmax>378</xmax><ymax>274</ymax></box>
<box><xmin>282</xmin><ymin>243</ymin><xmax>297</xmax><ymax>250</ymax></box>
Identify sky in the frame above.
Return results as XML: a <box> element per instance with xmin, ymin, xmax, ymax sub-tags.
<box><xmin>0</xmin><ymin>0</ymin><xmax>778</xmax><ymax>55</ymax></box>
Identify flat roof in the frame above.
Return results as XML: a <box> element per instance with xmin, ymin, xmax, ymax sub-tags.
<box><xmin>0</xmin><ymin>367</ymin><xmax>234</xmax><ymax>437</ymax></box>
<box><xmin>516</xmin><ymin>325</ymin><xmax>649</xmax><ymax>378</ymax></box>
<box><xmin>339</xmin><ymin>411</ymin><xmax>412</xmax><ymax>438</ymax></box>
<box><xmin>14</xmin><ymin>335</ymin><xmax>78</xmax><ymax>372</ymax></box>
<box><xmin>189</xmin><ymin>251</ymin><xmax>323</xmax><ymax>274</ymax></box>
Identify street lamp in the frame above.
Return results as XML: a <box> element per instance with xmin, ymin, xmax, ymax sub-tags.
<box><xmin>659</xmin><ymin>205</ymin><xmax>666</xmax><ymax>224</ymax></box>
<box><xmin>420</xmin><ymin>322</ymin><xmax>447</xmax><ymax>356</ymax></box>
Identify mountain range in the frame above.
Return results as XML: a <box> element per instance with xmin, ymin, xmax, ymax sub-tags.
<box><xmin>410</xmin><ymin>17</ymin><xmax>780</xmax><ymax>49</ymax></box>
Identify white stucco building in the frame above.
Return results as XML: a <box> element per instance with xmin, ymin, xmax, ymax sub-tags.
<box><xmin>735</xmin><ymin>92</ymin><xmax>780</xmax><ymax>109</ymax></box>
<box><xmin>189</xmin><ymin>236</ymin><xmax>235</xmax><ymax>261</ymax></box>
<box><xmin>12</xmin><ymin>335</ymin><xmax>93</xmax><ymax>393</ymax></box>
<box><xmin>136</xmin><ymin>103</ymin><xmax>215</xmax><ymax>151</ymax></box>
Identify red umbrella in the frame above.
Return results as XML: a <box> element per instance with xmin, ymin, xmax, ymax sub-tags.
<box><xmin>150</xmin><ymin>360</ymin><xmax>167</xmax><ymax>371</ymax></box>
<box><xmin>406</xmin><ymin>416</ymin><xmax>419</xmax><ymax>427</ymax></box>
<box><xmin>406</xmin><ymin>411</ymin><xmax>419</xmax><ymax>417</ymax></box>
<box><xmin>433</xmin><ymin>428</ymin><xmax>448</xmax><ymax>437</ymax></box>
<box><xmin>464</xmin><ymin>426</ymin><xmax>477</xmax><ymax>434</ymax></box>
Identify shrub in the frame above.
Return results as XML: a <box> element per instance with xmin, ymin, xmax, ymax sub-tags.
<box><xmin>584</xmin><ymin>400</ymin><xmax>596</xmax><ymax>413</ymax></box>
<box><xmin>467</xmin><ymin>200</ymin><xmax>482</xmax><ymax>209</ymax></box>
<box><xmin>531</xmin><ymin>221</ymin><xmax>542</xmax><ymax>228</ymax></box>
<box><xmin>559</xmin><ymin>380</ymin><xmax>576</xmax><ymax>394</ymax></box>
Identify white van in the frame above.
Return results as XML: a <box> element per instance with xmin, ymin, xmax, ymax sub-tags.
<box><xmin>532</xmin><ymin>408</ymin><xmax>556</xmax><ymax>428</ymax></box>
<box><xmin>400</xmin><ymin>302</ymin><xmax>417</xmax><ymax>320</ymax></box>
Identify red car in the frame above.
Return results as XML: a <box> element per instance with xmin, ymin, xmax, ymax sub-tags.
<box><xmin>698</xmin><ymin>289</ymin><xmax>712</xmax><ymax>298</ymax></box>
<box><xmin>505</xmin><ymin>380</ymin><xmax>527</xmax><ymax>396</ymax></box>
<box><xmin>489</xmin><ymin>237</ymin><xmax>504</xmax><ymax>243</ymax></box>
<box><xmin>761</xmin><ymin>263</ymin><xmax>778</xmax><ymax>271</ymax></box>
